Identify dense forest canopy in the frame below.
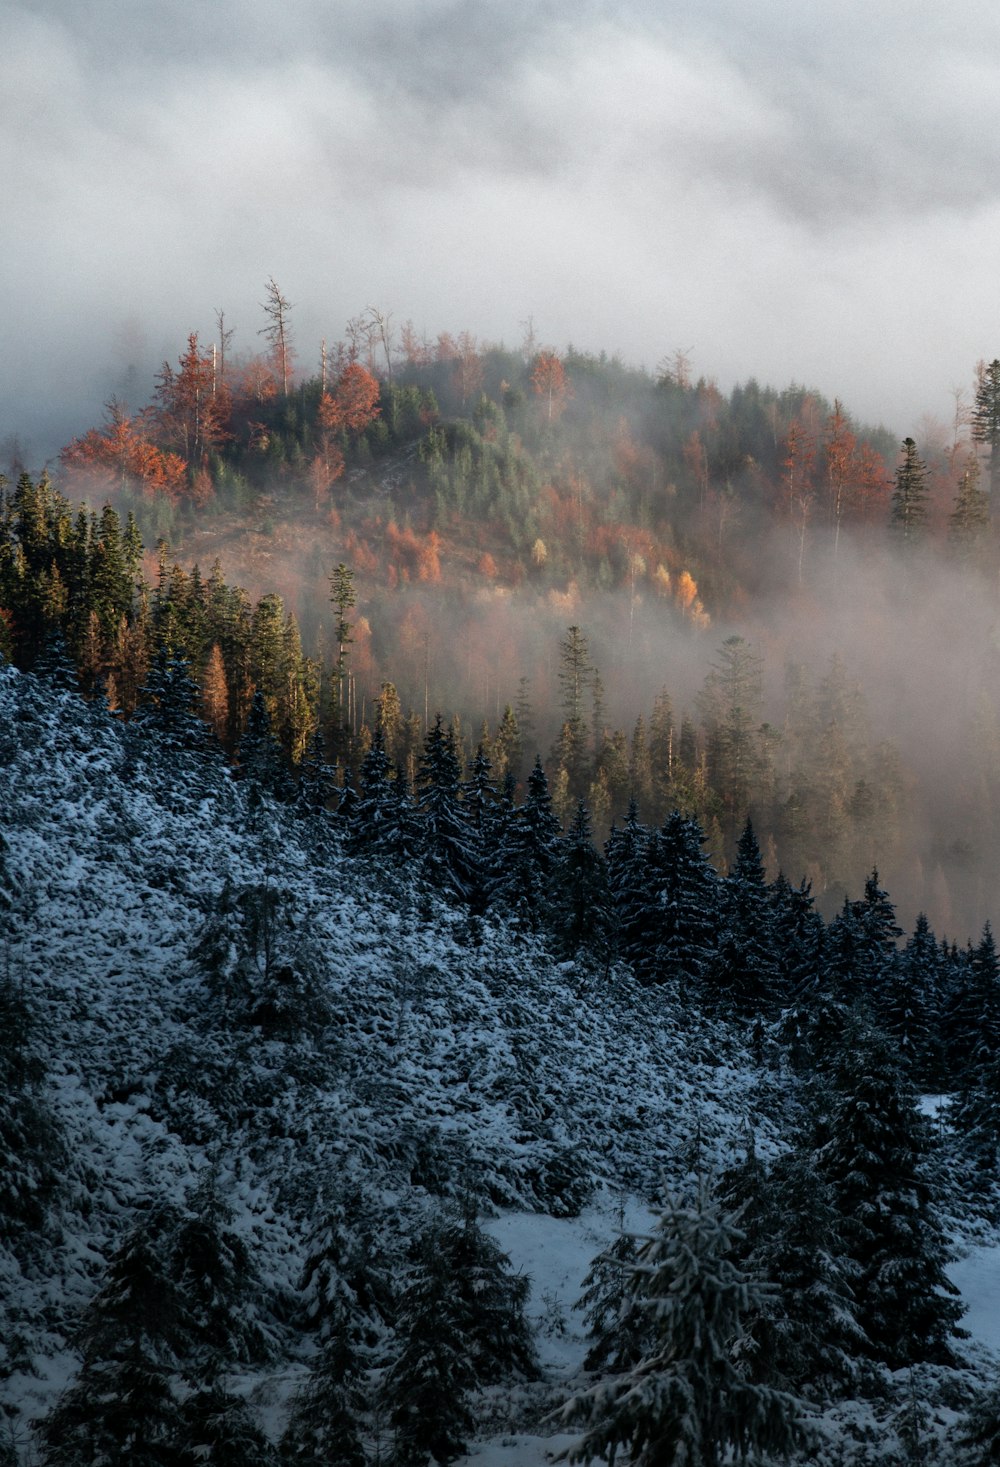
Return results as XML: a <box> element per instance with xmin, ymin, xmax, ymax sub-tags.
<box><xmin>4</xmin><ymin>293</ymin><xmax>1000</xmax><ymax>941</ymax></box>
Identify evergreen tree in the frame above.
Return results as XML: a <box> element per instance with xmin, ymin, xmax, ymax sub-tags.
<box><xmin>238</xmin><ymin>690</ymin><xmax>292</xmax><ymax>799</ymax></box>
<box><xmin>716</xmin><ymin>1144</ymin><xmax>864</xmax><ymax>1399</ymax></box>
<box><xmin>177</xmin><ymin>1383</ymin><xmax>276</xmax><ymax>1467</ymax></box>
<box><xmin>172</xmin><ymin>1172</ymin><xmax>268</xmax><ymax>1377</ymax></box>
<box><xmin>578</xmin><ymin>1205</ymin><xmax>652</xmax><ymax>1374</ymax></box>
<box><xmin>296</xmin><ymin>725</ymin><xmax>337</xmax><ymax>815</ymax></box>
<box><xmin>38</xmin><ymin>1202</ymin><xmax>191</xmax><ymax>1466</ymax></box>
<box><xmin>650</xmin><ymin>812</ymin><xmax>719</xmax><ymax>999</ymax></box>
<box><xmin>889</xmin><ymin>437</ymin><xmax>929</xmax><ymax>546</ymax></box>
<box><xmin>33</xmin><ymin>627</ymin><xmax>80</xmax><ymax>692</ymax></box>
<box><xmin>384</xmin><ymin>1227</ymin><xmax>477</xmax><ymax>1467</ymax></box>
<box><xmin>708</xmin><ymin>819</ymin><xmax>780</xmax><ymax>1017</ymax></box>
<box><xmin>298</xmin><ymin>1188</ymin><xmax>395</xmax><ymax>1352</ymax></box>
<box><xmin>559</xmin><ymin>1183</ymin><xmax>806</xmax><ymax>1467</ymax></box>
<box><xmin>949</xmin><ymin>452</ymin><xmax>991</xmax><ymax>558</ymax></box>
<box><xmin>132</xmin><ymin>648</ymin><xmax>216</xmax><ymax>754</ymax></box>
<box><xmin>416</xmin><ymin>714</ymin><xmax>478</xmax><ymax>902</ymax></box>
<box><xmin>494</xmin><ymin>757</ymin><xmax>562</xmax><ymax>930</ymax></box>
<box><xmin>554</xmin><ymin>625</ymin><xmax>594</xmax><ymax>800</ymax></box>
<box><xmin>878</xmin><ymin>912</ymin><xmax>939</xmax><ymax>1083</ymax></box>
<box><xmin>972</xmin><ymin>357</ymin><xmax>1000</xmax><ymax>496</ymax></box>
<box><xmin>815</xmin><ymin>1024</ymin><xmax>965</xmax><ymax>1369</ymax></box>
<box><xmin>0</xmin><ymin>971</ymin><xmax>64</xmax><ymax>1245</ymax></box>
<box><xmin>552</xmin><ymin>800</ymin><xmax>613</xmax><ymax>960</ymax></box>
<box><xmin>280</xmin><ymin>1309</ymin><xmax>366</xmax><ymax>1467</ymax></box>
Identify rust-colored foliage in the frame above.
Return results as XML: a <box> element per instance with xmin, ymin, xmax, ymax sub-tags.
<box><xmin>531</xmin><ymin>352</ymin><xmax>571</xmax><ymax>422</ymax></box>
<box><xmin>326</xmin><ymin>365</ymin><xmax>381</xmax><ymax>435</ymax></box>
<box><xmin>152</xmin><ymin>332</ymin><xmax>230</xmax><ymax>467</ymax></box>
<box><xmin>61</xmin><ymin>401</ymin><xmax>188</xmax><ymax>504</ymax></box>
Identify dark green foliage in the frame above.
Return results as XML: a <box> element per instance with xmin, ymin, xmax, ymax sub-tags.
<box><xmin>38</xmin><ymin>1203</ymin><xmax>191</xmax><ymax>1466</ymax></box>
<box><xmin>493</xmin><ymin>756</ymin><xmax>562</xmax><ymax>929</ymax></box>
<box><xmin>298</xmin><ymin>1191</ymin><xmax>396</xmax><ymax>1353</ymax></box>
<box><xmin>385</xmin><ymin>1229</ymin><xmax>477</xmax><ymax>1467</ymax></box>
<box><xmin>38</xmin><ymin>1356</ymin><xmax>182</xmax><ymax>1467</ymax></box>
<box><xmin>386</xmin><ymin>1210</ymin><xmax>534</xmax><ymax>1464</ymax></box>
<box><xmin>191</xmin><ymin>880</ymin><xmax>332</xmax><ymax>1039</ymax></box>
<box><xmin>553</xmin><ymin>800</ymin><xmax>613</xmax><ymax>960</ymax></box>
<box><xmin>878</xmin><ymin>912</ymin><xmax>940</xmax><ymax>1083</ymax></box>
<box><xmin>560</xmin><ymin>1184</ymin><xmax>807</xmax><ymax>1467</ymax></box>
<box><xmin>953</xmin><ymin>1382</ymin><xmax>1000</xmax><ymax>1464</ymax></box>
<box><xmin>646</xmin><ymin>812</ymin><xmax>719</xmax><ymax>996</ymax></box>
<box><xmin>280</xmin><ymin>1314</ymin><xmax>366</xmax><ymax>1467</ymax></box>
<box><xmin>177</xmin><ymin>1383</ymin><xmax>277</xmax><ymax>1467</ymax></box>
<box><xmin>815</xmin><ymin>1024</ymin><xmax>965</xmax><ymax>1369</ymax></box>
<box><xmin>717</xmin><ymin>1143</ymin><xmax>864</xmax><ymax>1399</ymax></box>
<box><xmin>972</xmin><ymin>359</ymin><xmax>1000</xmax><ymax>495</ymax></box>
<box><xmin>708</xmin><ymin>819</ymin><xmax>781</xmax><ymax>1017</ymax></box>
<box><xmin>172</xmin><ymin>1174</ymin><xmax>269</xmax><ymax>1374</ymax></box>
<box><xmin>238</xmin><ymin>690</ymin><xmax>292</xmax><ymax>799</ymax></box>
<box><xmin>132</xmin><ymin>649</ymin><xmax>217</xmax><ymax>754</ymax></box>
<box><xmin>890</xmin><ymin>437</ymin><xmax>929</xmax><ymax>545</ymax></box>
<box><xmin>416</xmin><ymin>715</ymin><xmax>479</xmax><ymax>902</ymax></box>
<box><xmin>578</xmin><ymin>1214</ymin><xmax>651</xmax><ymax>1374</ymax></box>
<box><xmin>0</xmin><ymin>972</ymin><xmax>64</xmax><ymax>1241</ymax></box>
<box><xmin>33</xmin><ymin>629</ymin><xmax>80</xmax><ymax>691</ymax></box>
<box><xmin>950</xmin><ymin>453</ymin><xmax>990</xmax><ymax>556</ymax></box>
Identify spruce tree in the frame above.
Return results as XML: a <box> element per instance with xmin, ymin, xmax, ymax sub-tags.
<box><xmin>38</xmin><ymin>1203</ymin><xmax>191</xmax><ymax>1466</ymax></box>
<box><xmin>708</xmin><ymin>819</ymin><xmax>780</xmax><ymax>1017</ymax></box>
<box><xmin>494</xmin><ymin>757</ymin><xmax>562</xmax><ymax>930</ymax></box>
<box><xmin>385</xmin><ymin>1227</ymin><xmax>477</xmax><ymax>1467</ymax></box>
<box><xmin>238</xmin><ymin>689</ymin><xmax>292</xmax><ymax>800</ymax></box>
<box><xmin>889</xmin><ymin>438</ymin><xmax>929</xmax><ymax>546</ymax></box>
<box><xmin>552</xmin><ymin>800</ymin><xmax>613</xmax><ymax>961</ymax></box>
<box><xmin>279</xmin><ymin>1306</ymin><xmax>366</xmax><ymax>1467</ymax></box>
<box><xmin>416</xmin><ymin>715</ymin><xmax>478</xmax><ymax>902</ymax></box>
<box><xmin>972</xmin><ymin>357</ymin><xmax>1000</xmax><ymax>495</ymax></box>
<box><xmin>949</xmin><ymin>452</ymin><xmax>990</xmax><ymax>558</ymax></box>
<box><xmin>177</xmin><ymin>1383</ymin><xmax>276</xmax><ymax>1466</ymax></box>
<box><xmin>815</xmin><ymin>1024</ymin><xmax>965</xmax><ymax>1369</ymax></box>
<box><xmin>559</xmin><ymin>1184</ymin><xmax>806</xmax><ymax>1467</ymax></box>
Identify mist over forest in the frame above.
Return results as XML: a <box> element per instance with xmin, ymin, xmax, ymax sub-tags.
<box><xmin>3</xmin><ymin>294</ymin><xmax>1000</xmax><ymax>947</ymax></box>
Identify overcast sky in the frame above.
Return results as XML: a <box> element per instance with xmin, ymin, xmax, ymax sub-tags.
<box><xmin>5</xmin><ymin>0</ymin><xmax>1000</xmax><ymax>462</ymax></box>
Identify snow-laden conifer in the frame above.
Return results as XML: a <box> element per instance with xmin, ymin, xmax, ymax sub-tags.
<box><xmin>559</xmin><ymin>1182</ymin><xmax>807</xmax><ymax>1466</ymax></box>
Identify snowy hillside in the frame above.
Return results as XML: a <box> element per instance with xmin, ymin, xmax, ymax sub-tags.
<box><xmin>2</xmin><ymin>658</ymin><xmax>998</xmax><ymax>1466</ymax></box>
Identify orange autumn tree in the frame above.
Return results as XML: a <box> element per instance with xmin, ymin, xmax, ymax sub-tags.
<box><xmin>531</xmin><ymin>351</ymin><xmax>572</xmax><ymax>422</ymax></box>
<box><xmin>311</xmin><ymin>364</ymin><xmax>381</xmax><ymax>508</ymax></box>
<box><xmin>152</xmin><ymin>332</ymin><xmax>230</xmax><ymax>469</ymax></box>
<box><xmin>61</xmin><ymin>399</ymin><xmax>187</xmax><ymax>503</ymax></box>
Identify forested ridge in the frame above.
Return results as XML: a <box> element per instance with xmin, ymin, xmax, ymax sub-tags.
<box><xmin>7</xmin><ymin>303</ymin><xmax>1000</xmax><ymax>1463</ymax></box>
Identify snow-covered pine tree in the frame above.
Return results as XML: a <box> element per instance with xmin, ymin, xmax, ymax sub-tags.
<box><xmin>297</xmin><ymin>1188</ymin><xmax>395</xmax><ymax>1353</ymax></box>
<box><xmin>238</xmin><ymin>689</ymin><xmax>293</xmax><ymax>800</ymax></box>
<box><xmin>578</xmin><ymin>1201</ymin><xmax>652</xmax><ymax>1374</ymax></box>
<box><xmin>173</xmin><ymin>1171</ymin><xmax>270</xmax><ymax>1378</ymax></box>
<box><xmin>177</xmin><ymin>1381</ymin><xmax>277</xmax><ymax>1466</ymax></box>
<box><xmin>493</xmin><ymin>756</ymin><xmax>562</xmax><ymax>930</ymax></box>
<box><xmin>717</xmin><ymin>1143</ymin><xmax>865</xmax><ymax>1400</ymax></box>
<box><xmin>649</xmin><ymin>812</ymin><xmax>719</xmax><ymax>1000</ymax></box>
<box><xmin>604</xmin><ymin>800</ymin><xmax>652</xmax><ymax>978</ymax></box>
<box><xmin>708</xmin><ymin>818</ymin><xmax>780</xmax><ymax>1017</ymax></box>
<box><xmin>0</xmin><ymin>970</ymin><xmax>64</xmax><ymax>1244</ymax></box>
<box><xmin>558</xmin><ymin>1182</ymin><xmax>807</xmax><ymax>1467</ymax></box>
<box><xmin>552</xmin><ymin>800</ymin><xmax>613</xmax><ymax>961</ymax></box>
<box><xmin>815</xmin><ymin>1022</ymin><xmax>965</xmax><ymax>1370</ymax></box>
<box><xmin>877</xmin><ymin>912</ymin><xmax>939</xmax><ymax>1084</ymax></box>
<box><xmin>280</xmin><ymin>1306</ymin><xmax>367</xmax><ymax>1467</ymax></box>
<box><xmin>384</xmin><ymin>1225</ymin><xmax>477</xmax><ymax>1467</ymax></box>
<box><xmin>416</xmin><ymin>714</ymin><xmax>479</xmax><ymax>903</ymax></box>
<box><xmin>37</xmin><ymin>1202</ymin><xmax>191</xmax><ymax>1466</ymax></box>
